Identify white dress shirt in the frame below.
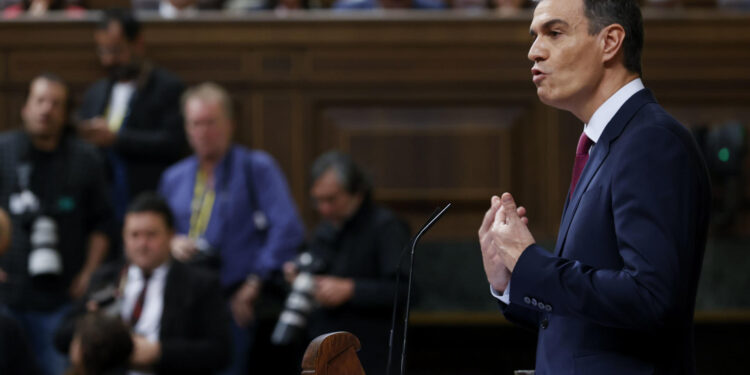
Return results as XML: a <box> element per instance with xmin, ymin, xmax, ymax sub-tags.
<box><xmin>120</xmin><ymin>263</ymin><xmax>170</xmax><ymax>342</ymax></box>
<box><xmin>106</xmin><ymin>81</ymin><xmax>136</xmax><ymax>132</ymax></box>
<box><xmin>490</xmin><ymin>78</ymin><xmax>645</xmax><ymax>305</ymax></box>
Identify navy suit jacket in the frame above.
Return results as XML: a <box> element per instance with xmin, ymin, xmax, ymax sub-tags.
<box><xmin>500</xmin><ymin>89</ymin><xmax>711</xmax><ymax>375</ymax></box>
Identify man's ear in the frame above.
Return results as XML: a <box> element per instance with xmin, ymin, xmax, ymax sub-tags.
<box><xmin>600</xmin><ymin>24</ymin><xmax>626</xmax><ymax>66</ymax></box>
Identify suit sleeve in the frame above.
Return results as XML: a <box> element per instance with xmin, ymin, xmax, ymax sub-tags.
<box><xmin>508</xmin><ymin>125</ymin><xmax>704</xmax><ymax>331</ymax></box>
<box><xmin>247</xmin><ymin>152</ymin><xmax>305</xmax><ymax>280</ymax></box>
<box><xmin>497</xmin><ymin>288</ymin><xmax>541</xmax><ymax>332</ymax></box>
<box><xmin>156</xmin><ymin>274</ymin><xmax>231</xmax><ymax>373</ymax></box>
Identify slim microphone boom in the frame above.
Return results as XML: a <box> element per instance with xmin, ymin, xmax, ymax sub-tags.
<box><xmin>385</xmin><ymin>203</ymin><xmax>451</xmax><ymax>375</ymax></box>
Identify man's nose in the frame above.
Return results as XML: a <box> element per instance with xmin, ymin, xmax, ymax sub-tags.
<box><xmin>528</xmin><ymin>38</ymin><xmax>545</xmax><ymax>63</ymax></box>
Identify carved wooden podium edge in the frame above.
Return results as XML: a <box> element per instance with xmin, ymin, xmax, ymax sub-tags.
<box><xmin>301</xmin><ymin>331</ymin><xmax>366</xmax><ymax>375</ymax></box>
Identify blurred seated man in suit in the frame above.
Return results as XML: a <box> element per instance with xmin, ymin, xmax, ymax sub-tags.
<box><xmin>284</xmin><ymin>151</ymin><xmax>409</xmax><ymax>375</ymax></box>
<box><xmin>56</xmin><ymin>193</ymin><xmax>230</xmax><ymax>375</ymax></box>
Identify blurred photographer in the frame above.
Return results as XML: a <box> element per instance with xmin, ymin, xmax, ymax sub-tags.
<box><xmin>283</xmin><ymin>151</ymin><xmax>409</xmax><ymax>375</ymax></box>
<box><xmin>158</xmin><ymin>82</ymin><xmax>304</xmax><ymax>375</ymax></box>
<box><xmin>0</xmin><ymin>73</ymin><xmax>112</xmax><ymax>375</ymax></box>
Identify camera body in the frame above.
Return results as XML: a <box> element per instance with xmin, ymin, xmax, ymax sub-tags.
<box><xmin>271</xmin><ymin>252</ymin><xmax>326</xmax><ymax>345</ymax></box>
<box><xmin>27</xmin><ymin>215</ymin><xmax>63</xmax><ymax>278</ymax></box>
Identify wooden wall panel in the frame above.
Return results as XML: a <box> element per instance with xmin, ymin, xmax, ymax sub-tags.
<box><xmin>306</xmin><ymin>46</ymin><xmax>529</xmax><ymax>83</ymax></box>
<box><xmin>0</xmin><ymin>11</ymin><xmax>747</xmax><ymax>240</ymax></box>
<box><xmin>149</xmin><ymin>48</ymin><xmax>246</xmax><ymax>83</ymax></box>
<box><xmin>7</xmin><ymin>49</ymin><xmax>101</xmax><ymax>84</ymax></box>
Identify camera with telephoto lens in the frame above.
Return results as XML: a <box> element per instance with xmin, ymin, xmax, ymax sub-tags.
<box><xmin>271</xmin><ymin>251</ymin><xmax>326</xmax><ymax>345</ymax></box>
<box><xmin>27</xmin><ymin>215</ymin><xmax>63</xmax><ymax>280</ymax></box>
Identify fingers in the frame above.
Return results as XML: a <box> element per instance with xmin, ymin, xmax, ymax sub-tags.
<box><xmin>282</xmin><ymin>262</ymin><xmax>298</xmax><ymax>283</ymax></box>
<box><xmin>171</xmin><ymin>237</ymin><xmax>198</xmax><ymax>261</ymax></box>
<box><xmin>496</xmin><ymin>192</ymin><xmax>519</xmax><ymax>225</ymax></box>
<box><xmin>516</xmin><ymin>205</ymin><xmax>526</xmax><ymax>218</ymax></box>
<box><xmin>517</xmin><ymin>206</ymin><xmax>529</xmax><ymax>225</ymax></box>
<box><xmin>479</xmin><ymin>195</ymin><xmax>502</xmax><ymax>237</ymax></box>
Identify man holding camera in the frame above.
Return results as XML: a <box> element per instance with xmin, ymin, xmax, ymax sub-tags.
<box><xmin>284</xmin><ymin>151</ymin><xmax>410</xmax><ymax>374</ymax></box>
<box><xmin>0</xmin><ymin>73</ymin><xmax>113</xmax><ymax>375</ymax></box>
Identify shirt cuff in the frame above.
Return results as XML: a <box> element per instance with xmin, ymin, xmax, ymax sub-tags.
<box><xmin>489</xmin><ymin>281</ymin><xmax>511</xmax><ymax>305</ymax></box>
<box><xmin>490</xmin><ymin>281</ymin><xmax>510</xmax><ymax>305</ymax></box>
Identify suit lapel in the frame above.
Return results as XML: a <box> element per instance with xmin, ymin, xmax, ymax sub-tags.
<box><xmin>90</xmin><ymin>83</ymin><xmax>108</xmax><ymax>117</ymax></box>
<box><xmin>553</xmin><ymin>89</ymin><xmax>656</xmax><ymax>256</ymax></box>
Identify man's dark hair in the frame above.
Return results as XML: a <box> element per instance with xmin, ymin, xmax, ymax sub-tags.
<box><xmin>582</xmin><ymin>0</ymin><xmax>644</xmax><ymax>76</ymax></box>
<box><xmin>98</xmin><ymin>9</ymin><xmax>141</xmax><ymax>42</ymax></box>
<box><xmin>126</xmin><ymin>192</ymin><xmax>174</xmax><ymax>230</ymax></box>
<box><xmin>310</xmin><ymin>151</ymin><xmax>372</xmax><ymax>198</ymax></box>
<box><xmin>74</xmin><ymin>313</ymin><xmax>133</xmax><ymax>375</ymax></box>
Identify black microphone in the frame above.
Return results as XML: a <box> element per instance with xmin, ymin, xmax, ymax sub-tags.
<box><xmin>385</xmin><ymin>203</ymin><xmax>451</xmax><ymax>375</ymax></box>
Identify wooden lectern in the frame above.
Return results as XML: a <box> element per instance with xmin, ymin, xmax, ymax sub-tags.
<box><xmin>301</xmin><ymin>331</ymin><xmax>366</xmax><ymax>375</ymax></box>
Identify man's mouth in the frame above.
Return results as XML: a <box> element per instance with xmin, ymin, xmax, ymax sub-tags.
<box><xmin>532</xmin><ymin>67</ymin><xmax>546</xmax><ymax>84</ymax></box>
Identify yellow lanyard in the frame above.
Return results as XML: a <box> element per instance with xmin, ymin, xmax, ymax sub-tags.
<box><xmin>188</xmin><ymin>170</ymin><xmax>215</xmax><ymax>239</ymax></box>
<box><xmin>104</xmin><ymin>105</ymin><xmax>126</xmax><ymax>133</ymax></box>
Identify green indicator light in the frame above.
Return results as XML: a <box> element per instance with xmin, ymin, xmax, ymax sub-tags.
<box><xmin>718</xmin><ymin>147</ymin><xmax>730</xmax><ymax>162</ymax></box>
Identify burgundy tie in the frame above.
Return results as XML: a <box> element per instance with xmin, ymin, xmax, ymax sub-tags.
<box><xmin>130</xmin><ymin>271</ymin><xmax>151</xmax><ymax>327</ymax></box>
<box><xmin>570</xmin><ymin>132</ymin><xmax>594</xmax><ymax>199</ymax></box>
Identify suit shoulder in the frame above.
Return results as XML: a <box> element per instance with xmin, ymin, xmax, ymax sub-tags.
<box><xmin>150</xmin><ymin>67</ymin><xmax>185</xmax><ymax>90</ymax></box>
<box><xmin>0</xmin><ymin>130</ymin><xmax>21</xmax><ymax>146</ymax></box>
<box><xmin>371</xmin><ymin>204</ymin><xmax>410</xmax><ymax>234</ymax></box>
<box><xmin>173</xmin><ymin>262</ymin><xmax>221</xmax><ymax>290</ymax></box>
<box><xmin>83</xmin><ymin>78</ymin><xmax>110</xmax><ymax>95</ymax></box>
<box><xmin>160</xmin><ymin>157</ymin><xmax>196</xmax><ymax>181</ymax></box>
<box><xmin>627</xmin><ymin>103</ymin><xmax>699</xmax><ymax>154</ymax></box>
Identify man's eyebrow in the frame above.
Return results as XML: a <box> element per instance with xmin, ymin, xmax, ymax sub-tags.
<box><xmin>530</xmin><ymin>18</ymin><xmax>570</xmax><ymax>35</ymax></box>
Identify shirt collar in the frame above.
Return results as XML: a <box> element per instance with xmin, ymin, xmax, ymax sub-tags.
<box><xmin>584</xmin><ymin>78</ymin><xmax>645</xmax><ymax>143</ymax></box>
<box><xmin>128</xmin><ymin>262</ymin><xmax>170</xmax><ymax>282</ymax></box>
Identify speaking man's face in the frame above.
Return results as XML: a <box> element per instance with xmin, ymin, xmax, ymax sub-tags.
<box><xmin>528</xmin><ymin>0</ymin><xmax>605</xmax><ymax>112</ymax></box>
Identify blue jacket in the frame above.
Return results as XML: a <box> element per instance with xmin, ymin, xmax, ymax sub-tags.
<box><xmin>501</xmin><ymin>89</ymin><xmax>711</xmax><ymax>374</ymax></box>
<box><xmin>159</xmin><ymin>146</ymin><xmax>305</xmax><ymax>288</ymax></box>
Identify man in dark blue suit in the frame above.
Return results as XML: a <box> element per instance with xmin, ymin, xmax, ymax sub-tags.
<box><xmin>479</xmin><ymin>0</ymin><xmax>711</xmax><ymax>374</ymax></box>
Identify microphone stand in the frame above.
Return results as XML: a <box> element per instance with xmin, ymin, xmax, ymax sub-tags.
<box><xmin>385</xmin><ymin>203</ymin><xmax>451</xmax><ymax>375</ymax></box>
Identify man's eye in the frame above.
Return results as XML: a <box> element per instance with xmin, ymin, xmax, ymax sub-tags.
<box><xmin>550</xmin><ymin>31</ymin><xmax>561</xmax><ymax>37</ymax></box>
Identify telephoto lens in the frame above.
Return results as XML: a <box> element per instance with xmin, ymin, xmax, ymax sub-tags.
<box><xmin>27</xmin><ymin>216</ymin><xmax>63</xmax><ymax>279</ymax></box>
<box><xmin>271</xmin><ymin>252</ymin><xmax>323</xmax><ymax>345</ymax></box>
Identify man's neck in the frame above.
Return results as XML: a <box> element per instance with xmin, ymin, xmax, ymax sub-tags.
<box><xmin>199</xmin><ymin>156</ymin><xmax>222</xmax><ymax>176</ymax></box>
<box><xmin>29</xmin><ymin>134</ymin><xmax>61</xmax><ymax>152</ymax></box>
<box><xmin>573</xmin><ymin>70</ymin><xmax>640</xmax><ymax>124</ymax></box>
